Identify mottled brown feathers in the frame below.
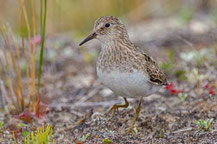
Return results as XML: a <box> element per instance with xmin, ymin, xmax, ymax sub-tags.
<box><xmin>144</xmin><ymin>54</ymin><xmax>168</xmax><ymax>86</ymax></box>
<box><xmin>94</xmin><ymin>16</ymin><xmax>168</xmax><ymax>86</ymax></box>
<box><xmin>97</xmin><ymin>41</ymin><xmax>168</xmax><ymax>86</ymax></box>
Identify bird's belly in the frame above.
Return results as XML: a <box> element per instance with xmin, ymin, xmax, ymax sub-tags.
<box><xmin>97</xmin><ymin>69</ymin><xmax>160</xmax><ymax>98</ymax></box>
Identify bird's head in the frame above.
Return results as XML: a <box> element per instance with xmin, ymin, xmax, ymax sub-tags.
<box><xmin>79</xmin><ymin>16</ymin><xmax>129</xmax><ymax>46</ymax></box>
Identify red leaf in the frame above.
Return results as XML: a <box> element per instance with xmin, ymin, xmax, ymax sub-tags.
<box><xmin>14</xmin><ymin>110</ymin><xmax>33</xmax><ymax>123</ymax></box>
<box><xmin>165</xmin><ymin>82</ymin><xmax>173</xmax><ymax>90</ymax></box>
<box><xmin>75</xmin><ymin>140</ymin><xmax>83</xmax><ymax>144</ymax></box>
<box><xmin>170</xmin><ymin>89</ymin><xmax>177</xmax><ymax>94</ymax></box>
<box><xmin>204</xmin><ymin>83</ymin><xmax>215</xmax><ymax>96</ymax></box>
<box><xmin>209</xmin><ymin>89</ymin><xmax>214</xmax><ymax>95</ymax></box>
<box><xmin>169</xmin><ymin>89</ymin><xmax>183</xmax><ymax>94</ymax></box>
<box><xmin>204</xmin><ymin>84</ymin><xmax>209</xmax><ymax>89</ymax></box>
<box><xmin>165</xmin><ymin>82</ymin><xmax>183</xmax><ymax>95</ymax></box>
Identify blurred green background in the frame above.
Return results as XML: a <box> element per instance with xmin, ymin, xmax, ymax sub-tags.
<box><xmin>0</xmin><ymin>0</ymin><xmax>216</xmax><ymax>38</ymax></box>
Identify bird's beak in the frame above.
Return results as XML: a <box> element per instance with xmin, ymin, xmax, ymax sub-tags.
<box><xmin>79</xmin><ymin>32</ymin><xmax>97</xmax><ymax>46</ymax></box>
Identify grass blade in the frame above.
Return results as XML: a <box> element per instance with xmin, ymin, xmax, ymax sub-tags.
<box><xmin>21</xmin><ymin>0</ymin><xmax>36</xmax><ymax>111</ymax></box>
<box><xmin>36</xmin><ymin>0</ymin><xmax>48</xmax><ymax>117</ymax></box>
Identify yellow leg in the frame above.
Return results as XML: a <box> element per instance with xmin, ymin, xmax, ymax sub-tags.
<box><xmin>106</xmin><ymin>97</ymin><xmax>129</xmax><ymax>116</ymax></box>
<box><xmin>126</xmin><ymin>98</ymin><xmax>142</xmax><ymax>134</ymax></box>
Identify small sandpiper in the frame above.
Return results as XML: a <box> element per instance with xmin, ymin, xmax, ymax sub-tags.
<box><xmin>79</xmin><ymin>16</ymin><xmax>168</xmax><ymax>133</ymax></box>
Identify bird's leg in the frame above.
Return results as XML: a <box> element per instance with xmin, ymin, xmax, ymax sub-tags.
<box><xmin>106</xmin><ymin>97</ymin><xmax>129</xmax><ymax>116</ymax></box>
<box><xmin>126</xmin><ymin>97</ymin><xmax>142</xmax><ymax>133</ymax></box>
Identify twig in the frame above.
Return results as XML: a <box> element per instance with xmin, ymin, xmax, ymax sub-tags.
<box><xmin>176</xmin><ymin>35</ymin><xmax>194</xmax><ymax>49</ymax></box>
<box><xmin>172</xmin><ymin>127</ymin><xmax>193</xmax><ymax>134</ymax></box>
<box><xmin>69</xmin><ymin>110</ymin><xmax>84</xmax><ymax>117</ymax></box>
<box><xmin>72</xmin><ymin>100</ymin><xmax>122</xmax><ymax>108</ymax></box>
<box><xmin>74</xmin><ymin>86</ymin><xmax>102</xmax><ymax>106</ymax></box>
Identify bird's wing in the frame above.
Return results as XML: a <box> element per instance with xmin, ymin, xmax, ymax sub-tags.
<box><xmin>143</xmin><ymin>53</ymin><xmax>168</xmax><ymax>86</ymax></box>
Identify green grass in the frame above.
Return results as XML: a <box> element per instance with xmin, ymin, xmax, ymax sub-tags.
<box><xmin>13</xmin><ymin>125</ymin><xmax>55</xmax><ymax>144</ymax></box>
<box><xmin>195</xmin><ymin>118</ymin><xmax>214</xmax><ymax>131</ymax></box>
<box><xmin>36</xmin><ymin>0</ymin><xmax>48</xmax><ymax>117</ymax></box>
<box><xmin>0</xmin><ymin>122</ymin><xmax>3</xmax><ymax>130</ymax></box>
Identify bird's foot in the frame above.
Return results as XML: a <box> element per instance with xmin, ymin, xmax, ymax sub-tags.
<box><xmin>105</xmin><ymin>97</ymin><xmax>129</xmax><ymax>116</ymax></box>
<box><xmin>122</xmin><ymin>98</ymin><xmax>142</xmax><ymax>135</ymax></box>
<box><xmin>106</xmin><ymin>104</ymin><xmax>118</xmax><ymax>116</ymax></box>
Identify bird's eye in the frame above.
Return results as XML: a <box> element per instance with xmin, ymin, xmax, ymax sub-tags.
<box><xmin>105</xmin><ymin>23</ymin><xmax>110</xmax><ymax>28</ymax></box>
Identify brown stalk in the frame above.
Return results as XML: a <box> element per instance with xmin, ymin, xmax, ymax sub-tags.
<box><xmin>0</xmin><ymin>68</ymin><xmax>10</xmax><ymax>110</ymax></box>
<box><xmin>0</xmin><ymin>28</ymin><xmax>15</xmax><ymax>107</ymax></box>
<box><xmin>2</xmin><ymin>28</ymin><xmax>22</xmax><ymax>110</ymax></box>
<box><xmin>30</xmin><ymin>0</ymin><xmax>36</xmax><ymax>110</ymax></box>
<box><xmin>21</xmin><ymin>0</ymin><xmax>36</xmax><ymax>112</ymax></box>
<box><xmin>20</xmin><ymin>10</ymin><xmax>31</xmax><ymax>111</ymax></box>
<box><xmin>11</xmin><ymin>29</ymin><xmax>25</xmax><ymax>108</ymax></box>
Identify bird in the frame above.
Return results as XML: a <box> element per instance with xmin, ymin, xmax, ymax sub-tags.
<box><xmin>79</xmin><ymin>16</ymin><xmax>168</xmax><ymax>133</ymax></box>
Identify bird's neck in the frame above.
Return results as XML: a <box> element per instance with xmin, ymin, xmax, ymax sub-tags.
<box><xmin>101</xmin><ymin>37</ymin><xmax>132</xmax><ymax>51</ymax></box>
<box><xmin>98</xmin><ymin>37</ymin><xmax>132</xmax><ymax>64</ymax></box>
<box><xmin>97</xmin><ymin>37</ymin><xmax>137</xmax><ymax>73</ymax></box>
